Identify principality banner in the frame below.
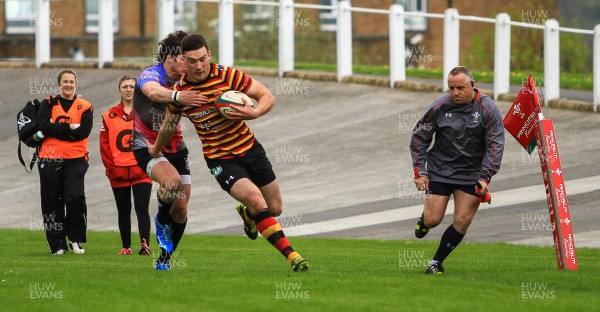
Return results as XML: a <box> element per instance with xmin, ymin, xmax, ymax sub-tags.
<box><xmin>535</xmin><ymin>119</ymin><xmax>578</xmax><ymax>271</ymax></box>
<box><xmin>503</xmin><ymin>75</ymin><xmax>542</xmax><ymax>154</ymax></box>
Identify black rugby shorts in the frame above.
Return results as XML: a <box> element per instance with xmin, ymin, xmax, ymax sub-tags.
<box><xmin>205</xmin><ymin>142</ymin><xmax>276</xmax><ymax>193</ymax></box>
<box><xmin>426</xmin><ymin>181</ymin><xmax>478</xmax><ymax>197</ymax></box>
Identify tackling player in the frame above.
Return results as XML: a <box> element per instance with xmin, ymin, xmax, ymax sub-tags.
<box><xmin>131</xmin><ymin>31</ymin><xmax>207</xmax><ymax>270</ymax></box>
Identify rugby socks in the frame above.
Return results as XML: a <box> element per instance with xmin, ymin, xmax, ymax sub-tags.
<box><xmin>253</xmin><ymin>209</ymin><xmax>298</xmax><ymax>264</ymax></box>
<box><xmin>432</xmin><ymin>224</ymin><xmax>465</xmax><ymax>263</ymax></box>
<box><xmin>156</xmin><ymin>197</ymin><xmax>172</xmax><ymax>226</ymax></box>
<box><xmin>171</xmin><ymin>218</ymin><xmax>187</xmax><ymax>251</ymax></box>
<box><xmin>157</xmin><ymin>218</ymin><xmax>187</xmax><ymax>263</ymax></box>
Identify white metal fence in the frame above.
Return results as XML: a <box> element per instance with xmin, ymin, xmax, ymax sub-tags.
<box><xmin>33</xmin><ymin>0</ymin><xmax>600</xmax><ymax>110</ymax></box>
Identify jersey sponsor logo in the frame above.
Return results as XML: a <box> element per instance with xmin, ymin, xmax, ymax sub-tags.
<box><xmin>188</xmin><ymin>107</ymin><xmax>216</xmax><ymax>119</ymax></box>
<box><xmin>115</xmin><ymin>129</ymin><xmax>133</xmax><ymax>152</ymax></box>
<box><xmin>199</xmin><ymin>120</ymin><xmax>212</xmax><ymax>130</ymax></box>
<box><xmin>139</xmin><ymin>73</ymin><xmax>159</xmax><ymax>80</ymax></box>
<box><xmin>55</xmin><ymin>115</ymin><xmax>71</xmax><ymax>123</ymax></box>
<box><xmin>445</xmin><ymin>113</ymin><xmax>452</xmax><ymax>118</ymax></box>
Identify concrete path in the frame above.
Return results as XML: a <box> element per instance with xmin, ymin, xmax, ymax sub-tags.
<box><xmin>1</xmin><ymin>68</ymin><xmax>598</xmax><ymax>250</ymax></box>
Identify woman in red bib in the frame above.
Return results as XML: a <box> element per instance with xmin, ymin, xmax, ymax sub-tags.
<box><xmin>100</xmin><ymin>75</ymin><xmax>152</xmax><ymax>255</ymax></box>
<box><xmin>37</xmin><ymin>69</ymin><xmax>93</xmax><ymax>255</ymax></box>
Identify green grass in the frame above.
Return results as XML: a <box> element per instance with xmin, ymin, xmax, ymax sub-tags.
<box><xmin>236</xmin><ymin>60</ymin><xmax>593</xmax><ymax>91</ymax></box>
<box><xmin>1</xmin><ymin>229</ymin><xmax>599</xmax><ymax>311</ymax></box>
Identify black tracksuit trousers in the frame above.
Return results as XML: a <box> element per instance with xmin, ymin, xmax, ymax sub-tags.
<box><xmin>38</xmin><ymin>157</ymin><xmax>88</xmax><ymax>253</ymax></box>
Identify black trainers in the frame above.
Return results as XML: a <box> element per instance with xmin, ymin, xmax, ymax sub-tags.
<box><xmin>425</xmin><ymin>262</ymin><xmax>444</xmax><ymax>274</ymax></box>
<box><xmin>415</xmin><ymin>213</ymin><xmax>430</xmax><ymax>239</ymax></box>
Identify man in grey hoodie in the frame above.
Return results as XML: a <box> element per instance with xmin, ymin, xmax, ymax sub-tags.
<box><xmin>409</xmin><ymin>66</ymin><xmax>505</xmax><ymax>274</ymax></box>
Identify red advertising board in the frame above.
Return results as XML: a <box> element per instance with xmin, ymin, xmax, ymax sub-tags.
<box><xmin>535</xmin><ymin>119</ymin><xmax>578</xmax><ymax>271</ymax></box>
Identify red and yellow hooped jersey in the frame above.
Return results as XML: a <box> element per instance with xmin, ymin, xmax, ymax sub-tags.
<box><xmin>169</xmin><ymin>63</ymin><xmax>254</xmax><ymax>159</ymax></box>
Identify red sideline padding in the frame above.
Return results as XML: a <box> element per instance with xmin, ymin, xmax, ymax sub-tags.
<box><xmin>535</xmin><ymin>119</ymin><xmax>578</xmax><ymax>271</ymax></box>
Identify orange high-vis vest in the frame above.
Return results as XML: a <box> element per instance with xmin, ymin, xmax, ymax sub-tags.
<box><xmin>38</xmin><ymin>97</ymin><xmax>92</xmax><ymax>159</ymax></box>
<box><xmin>101</xmin><ymin>109</ymin><xmax>136</xmax><ymax>166</ymax></box>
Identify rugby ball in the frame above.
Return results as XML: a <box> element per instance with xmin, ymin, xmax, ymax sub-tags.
<box><xmin>215</xmin><ymin>91</ymin><xmax>254</xmax><ymax>118</ymax></box>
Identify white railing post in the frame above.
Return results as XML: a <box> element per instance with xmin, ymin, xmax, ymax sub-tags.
<box><xmin>35</xmin><ymin>0</ymin><xmax>51</xmax><ymax>67</ymax></box>
<box><xmin>443</xmin><ymin>8</ymin><xmax>459</xmax><ymax>91</ymax></box>
<box><xmin>594</xmin><ymin>25</ymin><xmax>600</xmax><ymax>112</ymax></box>
<box><xmin>98</xmin><ymin>0</ymin><xmax>114</xmax><ymax>68</ymax></box>
<box><xmin>157</xmin><ymin>0</ymin><xmax>175</xmax><ymax>43</ymax></box>
<box><xmin>494</xmin><ymin>13</ymin><xmax>511</xmax><ymax>100</ymax></box>
<box><xmin>544</xmin><ymin>19</ymin><xmax>560</xmax><ymax>106</ymax></box>
<box><xmin>389</xmin><ymin>4</ymin><xmax>406</xmax><ymax>88</ymax></box>
<box><xmin>219</xmin><ymin>0</ymin><xmax>234</xmax><ymax>66</ymax></box>
<box><xmin>337</xmin><ymin>0</ymin><xmax>352</xmax><ymax>81</ymax></box>
<box><xmin>278</xmin><ymin>0</ymin><xmax>294</xmax><ymax>77</ymax></box>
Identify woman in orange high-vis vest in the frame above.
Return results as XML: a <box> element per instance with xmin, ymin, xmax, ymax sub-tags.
<box><xmin>100</xmin><ymin>75</ymin><xmax>152</xmax><ymax>256</ymax></box>
<box><xmin>37</xmin><ymin>69</ymin><xmax>93</xmax><ymax>255</ymax></box>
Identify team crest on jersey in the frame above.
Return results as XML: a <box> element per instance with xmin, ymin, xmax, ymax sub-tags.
<box><xmin>471</xmin><ymin>112</ymin><xmax>481</xmax><ymax>125</ymax></box>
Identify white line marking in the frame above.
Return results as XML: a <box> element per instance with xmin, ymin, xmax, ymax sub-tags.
<box><xmin>282</xmin><ymin>175</ymin><xmax>600</xmax><ymax>237</ymax></box>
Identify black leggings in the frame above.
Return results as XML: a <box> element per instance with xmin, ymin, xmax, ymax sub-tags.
<box><xmin>111</xmin><ymin>183</ymin><xmax>152</xmax><ymax>248</ymax></box>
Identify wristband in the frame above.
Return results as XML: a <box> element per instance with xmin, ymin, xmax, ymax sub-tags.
<box><xmin>175</xmin><ymin>90</ymin><xmax>181</xmax><ymax>102</ymax></box>
<box><xmin>34</xmin><ymin>130</ymin><xmax>45</xmax><ymax>141</ymax></box>
<box><xmin>171</xmin><ymin>91</ymin><xmax>179</xmax><ymax>102</ymax></box>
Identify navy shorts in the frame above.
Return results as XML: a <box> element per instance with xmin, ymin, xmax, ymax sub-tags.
<box><xmin>426</xmin><ymin>181</ymin><xmax>478</xmax><ymax>197</ymax></box>
<box><xmin>205</xmin><ymin>142</ymin><xmax>276</xmax><ymax>193</ymax></box>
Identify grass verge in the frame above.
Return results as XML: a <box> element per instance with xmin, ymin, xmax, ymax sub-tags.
<box><xmin>236</xmin><ymin>60</ymin><xmax>593</xmax><ymax>91</ymax></box>
<box><xmin>1</xmin><ymin>229</ymin><xmax>598</xmax><ymax>311</ymax></box>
